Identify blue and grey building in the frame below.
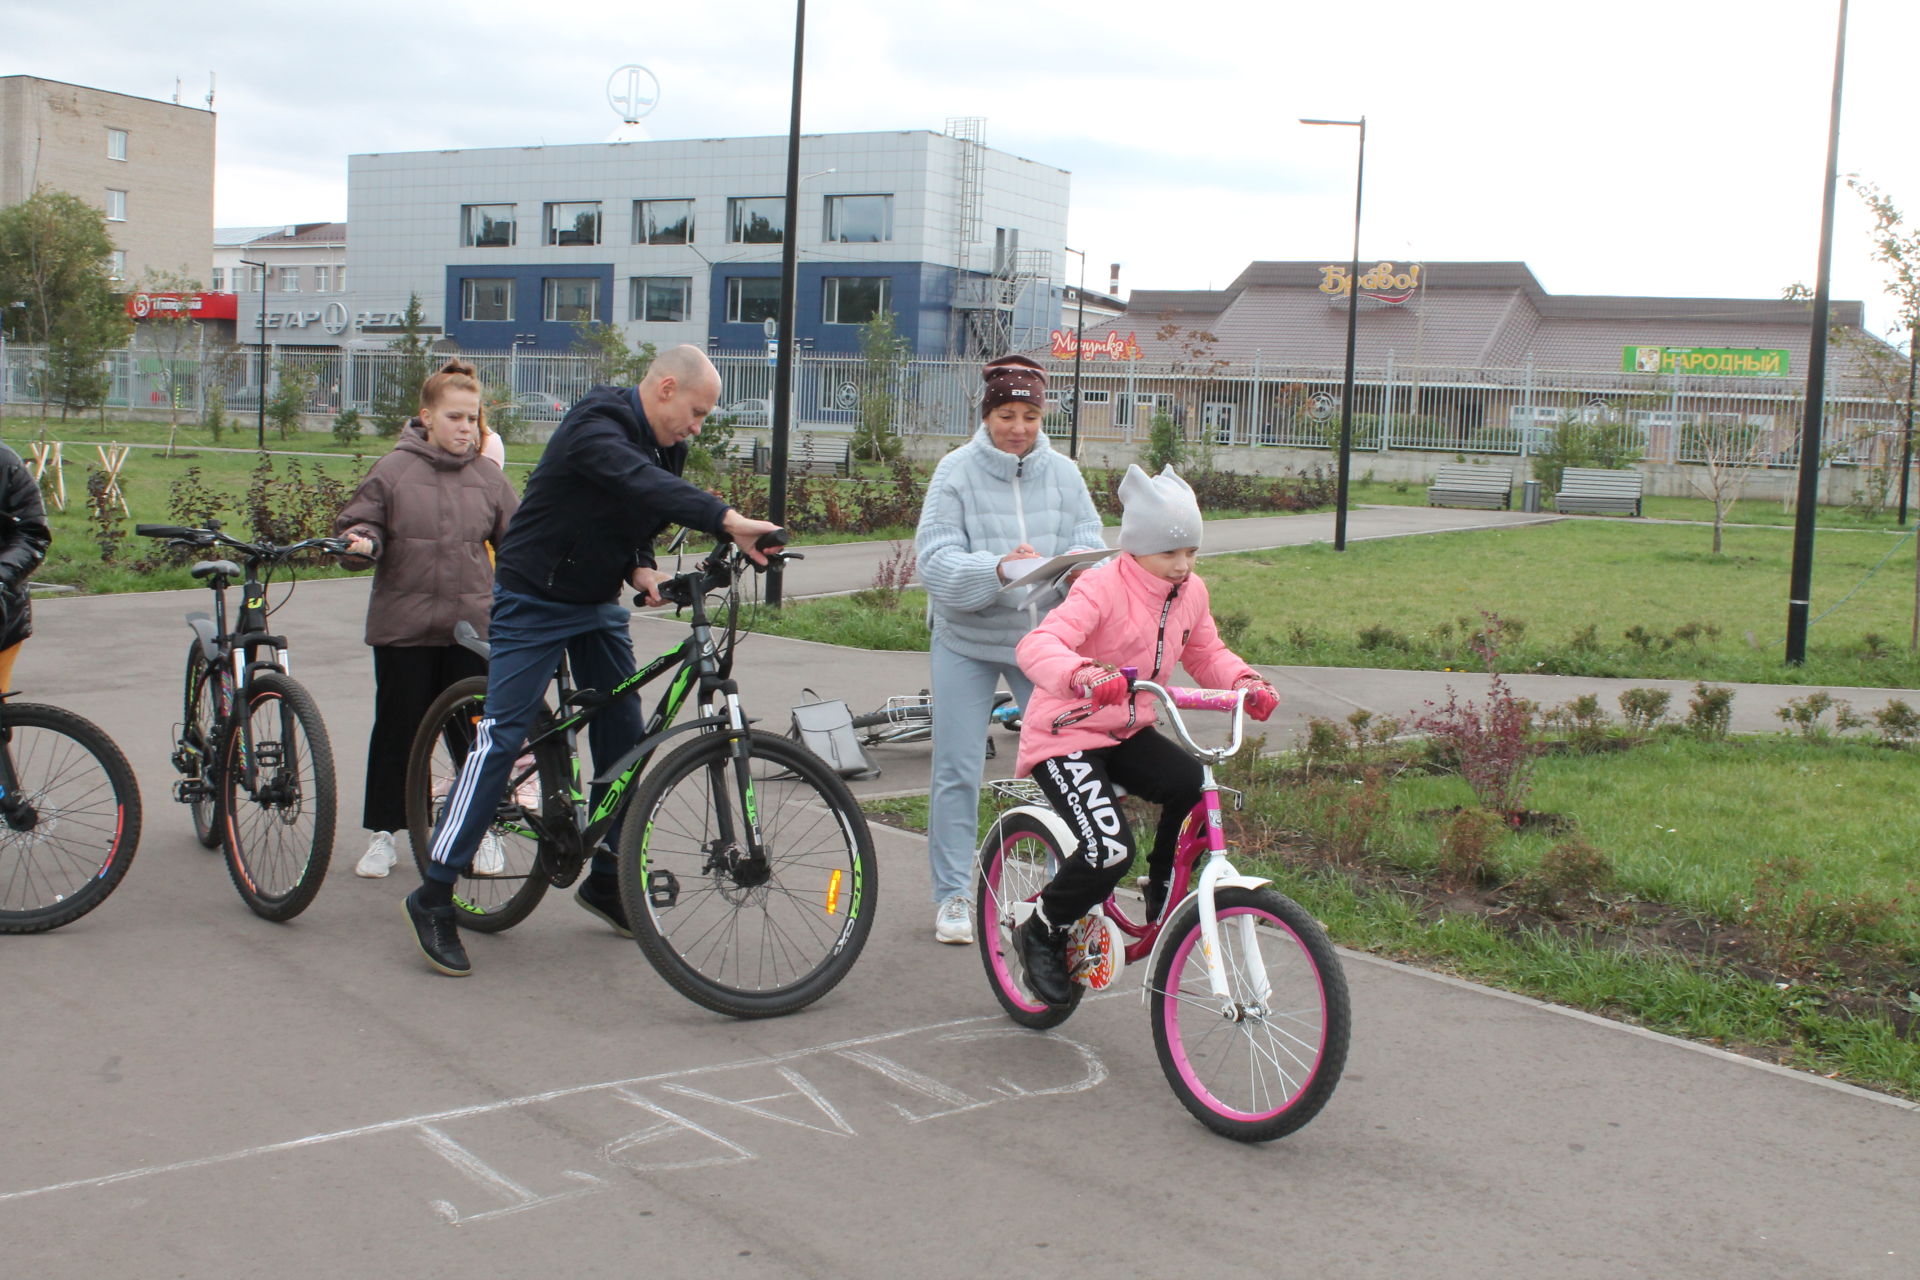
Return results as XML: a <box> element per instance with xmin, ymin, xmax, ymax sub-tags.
<box><xmin>345</xmin><ymin>123</ymin><xmax>1068</xmax><ymax>359</ymax></box>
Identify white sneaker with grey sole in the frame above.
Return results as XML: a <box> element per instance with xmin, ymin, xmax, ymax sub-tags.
<box><xmin>355</xmin><ymin>831</ymin><xmax>397</xmax><ymax>878</ymax></box>
<box><xmin>934</xmin><ymin>893</ymin><xmax>973</xmax><ymax>945</ymax></box>
<box><xmin>474</xmin><ymin>831</ymin><xmax>506</xmax><ymax>876</ymax></box>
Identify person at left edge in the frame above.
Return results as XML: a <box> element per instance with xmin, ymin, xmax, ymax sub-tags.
<box><xmin>403</xmin><ymin>344</ymin><xmax>782</xmax><ymax>978</ymax></box>
<box><xmin>0</xmin><ymin>440</ymin><xmax>52</xmax><ymax>692</ymax></box>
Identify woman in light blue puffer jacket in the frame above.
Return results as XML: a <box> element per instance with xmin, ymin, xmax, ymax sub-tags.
<box><xmin>914</xmin><ymin>355</ymin><xmax>1105</xmax><ymax>944</ymax></box>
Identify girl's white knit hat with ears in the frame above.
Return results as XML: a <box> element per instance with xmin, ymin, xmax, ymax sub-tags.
<box><xmin>1118</xmin><ymin>464</ymin><xmax>1204</xmax><ymax>555</ymax></box>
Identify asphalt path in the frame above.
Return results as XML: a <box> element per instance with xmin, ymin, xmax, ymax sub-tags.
<box><xmin>3</xmin><ymin>510</ymin><xmax>1916</xmax><ymax>1277</ymax></box>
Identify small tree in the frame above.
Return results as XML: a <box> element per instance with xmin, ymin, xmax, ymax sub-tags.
<box><xmin>368</xmin><ymin>294</ymin><xmax>436</xmax><ymax>437</ymax></box>
<box><xmin>572</xmin><ymin>321</ymin><xmax>656</xmax><ymax>387</ymax></box>
<box><xmin>1679</xmin><ymin>416</ymin><xmax>1771</xmax><ymax>553</ymax></box>
<box><xmin>137</xmin><ymin>267</ymin><xmax>205</xmax><ymax>453</ymax></box>
<box><xmin>852</xmin><ymin>309</ymin><xmax>905</xmax><ymax>463</ymax></box>
<box><xmin>0</xmin><ymin>191</ymin><xmax>131</xmax><ymax>419</ymax></box>
<box><xmin>266</xmin><ymin>360</ymin><xmax>318</xmax><ymax>440</ymax></box>
<box><xmin>1532</xmin><ymin>408</ymin><xmax>1645</xmax><ymax>494</ymax></box>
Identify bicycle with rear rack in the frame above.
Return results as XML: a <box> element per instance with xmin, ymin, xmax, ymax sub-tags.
<box><xmin>0</xmin><ymin>689</ymin><xmax>143</xmax><ymax>934</ymax></box>
<box><xmin>974</xmin><ymin>671</ymin><xmax>1350</xmax><ymax>1141</ymax></box>
<box><xmin>403</xmin><ymin>530</ymin><xmax>876</xmax><ymax>1018</ymax></box>
<box><xmin>136</xmin><ymin>521</ymin><xmax>351</xmax><ymax>921</ymax></box>
<box><xmin>837</xmin><ymin>689</ymin><xmax>1022</xmax><ymax>755</ymax></box>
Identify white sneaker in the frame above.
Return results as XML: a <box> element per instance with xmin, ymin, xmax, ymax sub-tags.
<box><xmin>473</xmin><ymin>831</ymin><xmax>506</xmax><ymax>877</ymax></box>
<box><xmin>934</xmin><ymin>893</ymin><xmax>973</xmax><ymax>945</ymax></box>
<box><xmin>355</xmin><ymin>831</ymin><xmax>398</xmax><ymax>878</ymax></box>
<box><xmin>512</xmin><ymin>754</ymin><xmax>541</xmax><ymax>810</ymax></box>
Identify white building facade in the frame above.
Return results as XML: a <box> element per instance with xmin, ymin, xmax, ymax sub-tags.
<box><xmin>346</xmin><ymin>127</ymin><xmax>1069</xmax><ymax>358</ymax></box>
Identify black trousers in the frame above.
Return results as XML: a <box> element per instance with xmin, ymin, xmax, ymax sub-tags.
<box><xmin>1029</xmin><ymin>727</ymin><xmax>1203</xmax><ymax>925</ymax></box>
<box><xmin>363</xmin><ymin>643</ymin><xmax>487</xmax><ymax>833</ymax></box>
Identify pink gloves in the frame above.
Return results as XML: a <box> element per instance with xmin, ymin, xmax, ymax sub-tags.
<box><xmin>1233</xmin><ymin>673</ymin><xmax>1279</xmax><ymax>722</ymax></box>
<box><xmin>1073</xmin><ymin>663</ymin><xmax>1129</xmax><ymax>708</ymax></box>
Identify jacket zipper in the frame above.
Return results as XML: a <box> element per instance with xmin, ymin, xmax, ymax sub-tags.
<box><xmin>1124</xmin><ymin>581</ymin><xmax>1181</xmax><ymax>735</ymax></box>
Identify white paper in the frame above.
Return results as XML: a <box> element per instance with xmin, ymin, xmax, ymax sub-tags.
<box><xmin>996</xmin><ymin>547</ymin><xmax>1113</xmax><ymax>595</ymax></box>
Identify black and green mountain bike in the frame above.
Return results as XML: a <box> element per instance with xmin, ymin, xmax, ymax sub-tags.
<box><xmin>403</xmin><ymin>532</ymin><xmax>876</xmax><ymax>1018</ymax></box>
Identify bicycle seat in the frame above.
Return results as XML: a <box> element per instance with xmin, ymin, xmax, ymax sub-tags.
<box><xmin>192</xmin><ymin>560</ymin><xmax>242</xmax><ymax>580</ymax></box>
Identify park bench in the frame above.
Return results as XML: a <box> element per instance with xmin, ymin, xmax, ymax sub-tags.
<box><xmin>722</xmin><ymin>437</ymin><xmax>765</xmax><ymax>473</ymax></box>
<box><xmin>1425</xmin><ymin>464</ymin><xmax>1514</xmax><ymax>510</ymax></box>
<box><xmin>1554</xmin><ymin>467</ymin><xmax>1644</xmax><ymax>516</ymax></box>
<box><xmin>788</xmin><ymin>435</ymin><xmax>852</xmax><ymax>478</ymax></box>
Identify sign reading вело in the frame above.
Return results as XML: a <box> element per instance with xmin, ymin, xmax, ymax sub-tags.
<box><xmin>1624</xmin><ymin>346</ymin><xmax>1790</xmax><ymax>376</ymax></box>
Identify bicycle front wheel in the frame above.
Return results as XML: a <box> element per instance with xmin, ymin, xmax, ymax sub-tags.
<box><xmin>0</xmin><ymin>703</ymin><xmax>143</xmax><ymax>934</ymax></box>
<box><xmin>619</xmin><ymin>729</ymin><xmax>875</xmax><ymax>1018</ymax></box>
<box><xmin>975</xmin><ymin>810</ymin><xmax>1082</xmax><ymax>1029</ymax></box>
<box><xmin>1149</xmin><ymin>886</ymin><xmax>1350</xmax><ymax>1142</ymax></box>
<box><xmin>220</xmin><ymin>672</ymin><xmax>335</xmax><ymax>921</ymax></box>
<box><xmin>182</xmin><ymin>642</ymin><xmax>225</xmax><ymax>849</ymax></box>
<box><xmin>403</xmin><ymin>675</ymin><xmax>551</xmax><ymax>933</ymax></box>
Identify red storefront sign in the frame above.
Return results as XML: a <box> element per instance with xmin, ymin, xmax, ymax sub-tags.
<box><xmin>125</xmin><ymin>291</ymin><xmax>239</xmax><ymax>321</ymax></box>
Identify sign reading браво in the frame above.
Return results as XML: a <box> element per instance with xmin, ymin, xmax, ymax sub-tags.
<box><xmin>1623</xmin><ymin>345</ymin><xmax>1790</xmax><ymax>376</ymax></box>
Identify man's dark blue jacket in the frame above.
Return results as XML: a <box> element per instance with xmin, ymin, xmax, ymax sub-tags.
<box><xmin>493</xmin><ymin>385</ymin><xmax>730</xmax><ymax>604</ymax></box>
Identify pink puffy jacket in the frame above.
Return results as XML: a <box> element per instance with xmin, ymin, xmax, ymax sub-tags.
<box><xmin>1014</xmin><ymin>552</ymin><xmax>1257</xmax><ymax>777</ymax></box>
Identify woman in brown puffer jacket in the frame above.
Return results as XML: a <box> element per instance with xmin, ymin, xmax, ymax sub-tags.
<box><xmin>334</xmin><ymin>359</ymin><xmax>518</xmax><ymax>877</ymax></box>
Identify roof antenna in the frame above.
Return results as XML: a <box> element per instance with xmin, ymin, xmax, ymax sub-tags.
<box><xmin>206</xmin><ymin>72</ymin><xmax>216</xmax><ymax>111</ymax></box>
<box><xmin>172</xmin><ymin>77</ymin><xmax>181</xmax><ymax>104</ymax></box>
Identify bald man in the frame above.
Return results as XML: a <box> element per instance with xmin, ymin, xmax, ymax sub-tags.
<box><xmin>404</xmin><ymin>344</ymin><xmax>782</xmax><ymax>977</ymax></box>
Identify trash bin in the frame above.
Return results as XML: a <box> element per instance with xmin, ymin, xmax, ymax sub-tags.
<box><xmin>1520</xmin><ymin>479</ymin><xmax>1541</xmax><ymax>513</ymax></box>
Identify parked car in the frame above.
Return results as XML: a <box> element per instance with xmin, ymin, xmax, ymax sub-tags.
<box><xmin>510</xmin><ymin>391</ymin><xmax>569</xmax><ymax>420</ymax></box>
<box><xmin>721</xmin><ymin>398</ymin><xmax>771</xmax><ymax>427</ymax></box>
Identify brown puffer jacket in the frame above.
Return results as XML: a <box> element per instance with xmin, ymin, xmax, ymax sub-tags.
<box><xmin>333</xmin><ymin>421</ymin><xmax>519</xmax><ymax>647</ymax></box>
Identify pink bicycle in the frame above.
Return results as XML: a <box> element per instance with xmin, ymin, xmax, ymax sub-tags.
<box><xmin>974</xmin><ymin>674</ymin><xmax>1350</xmax><ymax>1141</ymax></box>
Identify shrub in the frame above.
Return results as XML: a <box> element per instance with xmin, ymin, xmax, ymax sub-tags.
<box><xmin>851</xmin><ymin>541</ymin><xmax>917</xmax><ymax>609</ymax></box>
<box><xmin>1517</xmin><ymin>837</ymin><xmax>1615</xmax><ymax>909</ymax></box>
<box><xmin>1617</xmin><ymin>687</ymin><xmax>1671</xmax><ymax>733</ymax></box>
<box><xmin>1542</xmin><ymin>693</ymin><xmax>1610</xmax><ymax>750</ymax></box>
<box><xmin>1357</xmin><ymin>623</ymin><xmax>1413</xmax><ymax>651</ymax></box>
<box><xmin>331</xmin><ymin>408</ymin><xmax>363</xmax><ymax>447</ymax></box>
<box><xmin>1872</xmin><ymin>698</ymin><xmax>1920</xmax><ymax>748</ymax></box>
<box><xmin>1686</xmin><ymin>683</ymin><xmax>1735</xmax><ymax>739</ymax></box>
<box><xmin>1305</xmin><ymin>768</ymin><xmax>1390</xmax><ymax>864</ymax></box>
<box><xmin>1776</xmin><ymin>691</ymin><xmax>1865</xmax><ymax>739</ymax></box>
<box><xmin>85</xmin><ymin>466</ymin><xmax>127</xmax><ymax>565</ymax></box>
<box><xmin>1144</xmin><ymin>411</ymin><xmax>1186</xmax><ymax>473</ymax></box>
<box><xmin>201</xmin><ymin>382</ymin><xmax>228</xmax><ymax>443</ymax></box>
<box><xmin>1438</xmin><ymin>807</ymin><xmax>1504</xmax><ymax>889</ymax></box>
<box><xmin>1745</xmin><ymin>856</ymin><xmax>1904</xmax><ymax>973</ymax></box>
<box><xmin>1410</xmin><ymin>612</ymin><xmax>1536</xmax><ymax>816</ymax></box>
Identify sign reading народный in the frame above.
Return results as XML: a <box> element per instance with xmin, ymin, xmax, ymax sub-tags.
<box><xmin>1624</xmin><ymin>346</ymin><xmax>1790</xmax><ymax>376</ymax></box>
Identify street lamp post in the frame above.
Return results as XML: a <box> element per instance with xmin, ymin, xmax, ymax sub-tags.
<box><xmin>766</xmin><ymin>0</ymin><xmax>808</xmax><ymax>608</ymax></box>
<box><xmin>1300</xmin><ymin>116</ymin><xmax>1366</xmax><ymax>551</ymax></box>
<box><xmin>1899</xmin><ymin>315</ymin><xmax>1915</xmax><ymax>526</ymax></box>
<box><xmin>239</xmin><ymin>258</ymin><xmax>269</xmax><ymax>450</ymax></box>
<box><xmin>1064</xmin><ymin>246</ymin><xmax>1086</xmax><ymax>459</ymax></box>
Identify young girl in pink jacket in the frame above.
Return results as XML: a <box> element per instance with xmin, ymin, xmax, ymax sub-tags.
<box><xmin>1012</xmin><ymin>464</ymin><xmax>1279</xmax><ymax>1006</ymax></box>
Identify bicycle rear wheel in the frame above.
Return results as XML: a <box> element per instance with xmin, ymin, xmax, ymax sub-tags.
<box><xmin>974</xmin><ymin>811</ymin><xmax>1082</xmax><ymax>1029</ymax></box>
<box><xmin>220</xmin><ymin>672</ymin><xmax>335</xmax><ymax>922</ymax></box>
<box><xmin>181</xmin><ymin>642</ymin><xmax>225</xmax><ymax>849</ymax></box>
<box><xmin>619</xmin><ymin>729</ymin><xmax>875</xmax><ymax>1018</ymax></box>
<box><xmin>403</xmin><ymin>675</ymin><xmax>550</xmax><ymax>933</ymax></box>
<box><xmin>0</xmin><ymin>703</ymin><xmax>143</xmax><ymax>934</ymax></box>
<box><xmin>1149</xmin><ymin>885</ymin><xmax>1350</xmax><ymax>1142</ymax></box>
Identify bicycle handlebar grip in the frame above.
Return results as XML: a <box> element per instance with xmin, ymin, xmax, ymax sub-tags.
<box><xmin>1169</xmin><ymin>687</ymin><xmax>1241</xmax><ymax>712</ymax></box>
<box><xmin>1119</xmin><ymin>665</ymin><xmax>1139</xmax><ymax>685</ymax></box>
<box><xmin>754</xmin><ymin>528</ymin><xmax>790</xmax><ymax>552</ymax></box>
<box><xmin>135</xmin><ymin>524</ymin><xmax>196</xmax><ymax>539</ymax></box>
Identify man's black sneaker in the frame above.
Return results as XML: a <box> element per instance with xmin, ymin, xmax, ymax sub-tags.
<box><xmin>1017</xmin><ymin>914</ymin><xmax>1074</xmax><ymax>1006</ymax></box>
<box><xmin>575</xmin><ymin>874</ymin><xmax>633</xmax><ymax>938</ymax></box>
<box><xmin>1142</xmin><ymin>876</ymin><xmax>1170</xmax><ymax>924</ymax></box>
<box><xmin>404</xmin><ymin>888</ymin><xmax>470</xmax><ymax>977</ymax></box>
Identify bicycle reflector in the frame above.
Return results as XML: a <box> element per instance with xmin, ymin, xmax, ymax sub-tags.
<box><xmin>825</xmin><ymin>868</ymin><xmax>842</xmax><ymax>916</ymax></box>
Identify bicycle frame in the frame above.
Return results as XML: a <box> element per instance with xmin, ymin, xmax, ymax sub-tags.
<box><xmin>988</xmin><ymin>679</ymin><xmax>1274</xmax><ymax>1011</ymax></box>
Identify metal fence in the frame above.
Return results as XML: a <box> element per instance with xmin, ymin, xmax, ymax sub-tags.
<box><xmin>0</xmin><ymin>342</ymin><xmax>1909</xmax><ymax>473</ymax></box>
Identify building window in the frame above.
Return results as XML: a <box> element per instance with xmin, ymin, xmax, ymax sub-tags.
<box><xmin>462</xmin><ymin>278</ymin><xmax>515</xmax><ymax>322</ymax></box>
<box><xmin>105</xmin><ymin>189</ymin><xmax>127</xmax><ymax>221</ymax></box>
<box><xmin>825</xmin><ymin>194</ymin><xmax>893</xmax><ymax>244</ymax></box>
<box><xmin>634</xmin><ymin>199</ymin><xmax>694</xmax><ymax>245</ymax></box>
<box><xmin>543</xmin><ymin>277</ymin><xmax>600</xmax><ymax>323</ymax></box>
<box><xmin>725</xmin><ymin>277</ymin><xmax>782</xmax><ymax>325</ymax></box>
<box><xmin>107</xmin><ymin>128</ymin><xmax>128</xmax><ymax>161</ymax></box>
<box><xmin>461</xmin><ymin>204</ymin><xmax>516</xmax><ymax>248</ymax></box>
<box><xmin>631</xmin><ymin>277</ymin><xmax>690</xmax><ymax>323</ymax></box>
<box><xmin>1080</xmin><ymin>389</ymin><xmax>1111</xmax><ymax>405</ymax></box>
<box><xmin>210</xmin><ymin>267</ymin><xmax>225</xmax><ymax>291</ymax></box>
<box><xmin>822</xmin><ymin>276</ymin><xmax>891</xmax><ymax>325</ymax></box>
<box><xmin>313</xmin><ymin>265</ymin><xmax>330</xmax><ymax>292</ymax></box>
<box><xmin>994</xmin><ymin>226</ymin><xmax>1020</xmax><ymax>272</ymax></box>
<box><xmin>247</xmin><ymin>266</ymin><xmax>265</xmax><ymax>291</ymax></box>
<box><xmin>336</xmin><ymin>266</ymin><xmax>347</xmax><ymax>292</ymax></box>
<box><xmin>544</xmin><ymin>202</ymin><xmax>602</xmax><ymax>247</ymax></box>
<box><xmin>108</xmin><ymin>251</ymin><xmax>126</xmax><ymax>280</ymax></box>
<box><xmin>279</xmin><ymin>266</ymin><xmax>300</xmax><ymax>292</ymax></box>
<box><xmin>728</xmin><ymin>197</ymin><xmax>784</xmax><ymax>244</ymax></box>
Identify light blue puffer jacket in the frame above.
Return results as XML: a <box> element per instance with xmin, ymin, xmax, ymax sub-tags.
<box><xmin>915</xmin><ymin>426</ymin><xmax>1105</xmax><ymax>662</ymax></box>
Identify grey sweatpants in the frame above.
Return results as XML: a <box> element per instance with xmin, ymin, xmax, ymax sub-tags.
<box><xmin>927</xmin><ymin>636</ymin><xmax>1034</xmax><ymax>905</ymax></box>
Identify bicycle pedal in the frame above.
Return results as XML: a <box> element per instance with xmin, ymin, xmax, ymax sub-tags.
<box><xmin>648</xmin><ymin>868</ymin><xmax>681</xmax><ymax>910</ymax></box>
<box><xmin>173</xmin><ymin>778</ymin><xmax>212</xmax><ymax>804</ymax></box>
<box><xmin>1068</xmin><ymin>913</ymin><xmax>1127</xmax><ymax>990</ymax></box>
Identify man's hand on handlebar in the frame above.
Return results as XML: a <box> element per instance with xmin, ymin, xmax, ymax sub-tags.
<box><xmin>721</xmin><ymin>510</ymin><xmax>785</xmax><ymax>567</ymax></box>
<box><xmin>630</xmin><ymin>565</ymin><xmax>669</xmax><ymax>607</ymax></box>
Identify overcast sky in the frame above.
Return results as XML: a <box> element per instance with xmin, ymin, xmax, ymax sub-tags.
<box><xmin>9</xmin><ymin>0</ymin><xmax>1920</xmax><ymax>340</ymax></box>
